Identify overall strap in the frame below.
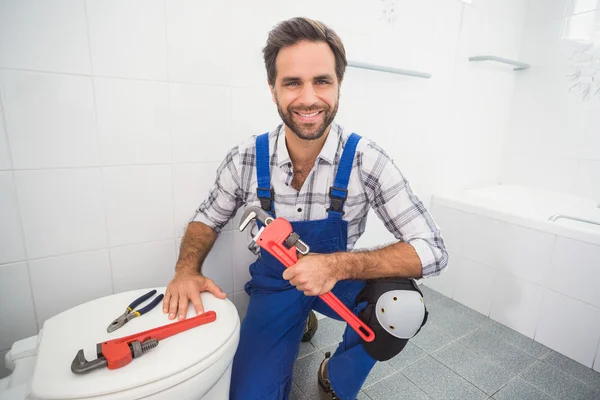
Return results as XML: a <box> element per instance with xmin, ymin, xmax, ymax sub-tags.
<box><xmin>255</xmin><ymin>133</ymin><xmax>275</xmax><ymax>214</ymax></box>
<box><xmin>328</xmin><ymin>133</ymin><xmax>362</xmax><ymax>220</ymax></box>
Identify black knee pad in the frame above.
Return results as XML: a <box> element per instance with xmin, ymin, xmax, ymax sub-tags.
<box><xmin>355</xmin><ymin>278</ymin><xmax>429</xmax><ymax>361</ymax></box>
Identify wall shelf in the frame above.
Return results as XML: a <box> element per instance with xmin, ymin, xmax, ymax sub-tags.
<box><xmin>347</xmin><ymin>60</ymin><xmax>432</xmax><ymax>79</ymax></box>
<box><xmin>468</xmin><ymin>55</ymin><xmax>530</xmax><ymax>71</ymax></box>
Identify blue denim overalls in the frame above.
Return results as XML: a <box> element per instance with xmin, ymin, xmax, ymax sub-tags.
<box><xmin>230</xmin><ymin>132</ymin><xmax>376</xmax><ymax>400</ymax></box>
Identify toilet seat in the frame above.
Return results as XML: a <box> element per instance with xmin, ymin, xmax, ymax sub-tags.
<box><xmin>28</xmin><ymin>288</ymin><xmax>240</xmax><ymax>400</ymax></box>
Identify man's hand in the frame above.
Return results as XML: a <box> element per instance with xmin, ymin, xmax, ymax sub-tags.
<box><xmin>163</xmin><ymin>270</ymin><xmax>227</xmax><ymax>320</ymax></box>
<box><xmin>282</xmin><ymin>253</ymin><xmax>339</xmax><ymax>296</ymax></box>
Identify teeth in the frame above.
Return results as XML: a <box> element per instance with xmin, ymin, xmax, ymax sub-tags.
<box><xmin>298</xmin><ymin>111</ymin><xmax>320</xmax><ymax>117</ymax></box>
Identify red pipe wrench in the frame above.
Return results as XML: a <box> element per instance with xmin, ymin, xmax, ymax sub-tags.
<box><xmin>239</xmin><ymin>206</ymin><xmax>375</xmax><ymax>343</ymax></box>
<box><xmin>71</xmin><ymin>311</ymin><xmax>217</xmax><ymax>374</ymax></box>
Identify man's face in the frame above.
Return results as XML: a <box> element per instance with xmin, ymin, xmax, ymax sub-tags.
<box><xmin>270</xmin><ymin>40</ymin><xmax>340</xmax><ymax>141</ymax></box>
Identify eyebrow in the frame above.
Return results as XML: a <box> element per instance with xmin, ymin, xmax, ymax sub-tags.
<box><xmin>280</xmin><ymin>74</ymin><xmax>335</xmax><ymax>84</ymax></box>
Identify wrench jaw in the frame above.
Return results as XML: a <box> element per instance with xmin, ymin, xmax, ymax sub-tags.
<box><xmin>238</xmin><ymin>206</ymin><xmax>274</xmax><ymax>232</ymax></box>
<box><xmin>71</xmin><ymin>348</ymin><xmax>108</xmax><ymax>374</ymax></box>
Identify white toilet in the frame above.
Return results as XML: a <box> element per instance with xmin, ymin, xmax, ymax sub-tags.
<box><xmin>0</xmin><ymin>288</ymin><xmax>240</xmax><ymax>400</ymax></box>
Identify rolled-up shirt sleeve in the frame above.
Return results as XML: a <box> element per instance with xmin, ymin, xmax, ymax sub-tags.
<box><xmin>192</xmin><ymin>146</ymin><xmax>243</xmax><ymax>233</ymax></box>
<box><xmin>360</xmin><ymin>143</ymin><xmax>448</xmax><ymax>278</ymax></box>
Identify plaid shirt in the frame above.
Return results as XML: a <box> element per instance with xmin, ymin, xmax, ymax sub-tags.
<box><xmin>192</xmin><ymin>122</ymin><xmax>448</xmax><ymax>278</ymax></box>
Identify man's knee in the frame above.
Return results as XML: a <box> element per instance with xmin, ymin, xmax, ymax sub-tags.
<box><xmin>355</xmin><ymin>278</ymin><xmax>428</xmax><ymax>361</ymax></box>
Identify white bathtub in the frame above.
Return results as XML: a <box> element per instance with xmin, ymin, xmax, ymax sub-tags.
<box><xmin>426</xmin><ymin>185</ymin><xmax>600</xmax><ymax>371</ymax></box>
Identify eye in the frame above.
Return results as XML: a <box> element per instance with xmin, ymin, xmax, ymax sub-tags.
<box><xmin>316</xmin><ymin>79</ymin><xmax>330</xmax><ymax>85</ymax></box>
<box><xmin>285</xmin><ymin>82</ymin><xmax>300</xmax><ymax>87</ymax></box>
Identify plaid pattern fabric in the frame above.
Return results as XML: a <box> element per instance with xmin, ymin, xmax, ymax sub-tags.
<box><xmin>192</xmin><ymin>122</ymin><xmax>448</xmax><ymax>278</ymax></box>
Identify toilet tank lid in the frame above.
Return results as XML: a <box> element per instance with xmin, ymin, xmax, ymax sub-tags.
<box><xmin>30</xmin><ymin>288</ymin><xmax>240</xmax><ymax>399</ymax></box>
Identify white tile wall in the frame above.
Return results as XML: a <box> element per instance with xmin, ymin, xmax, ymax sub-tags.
<box><xmin>172</xmin><ymin>162</ymin><xmax>221</xmax><ymax>237</ymax></box>
<box><xmin>497</xmin><ymin>224</ymin><xmax>554</xmax><ymax>286</ymax></box>
<box><xmin>489</xmin><ymin>272</ymin><xmax>545</xmax><ymax>338</ymax></box>
<box><xmin>536</xmin><ymin>289</ymin><xmax>600</xmax><ymax>367</ymax></box>
<box><xmin>0</xmin><ymin>0</ymin><xmax>91</xmax><ymax>74</ymax></box>
<box><xmin>0</xmin><ymin>262</ymin><xmax>38</xmax><ymax>351</ymax></box>
<box><xmin>94</xmin><ymin>78</ymin><xmax>171</xmax><ymax>166</ymax></box>
<box><xmin>233</xmin><ymin>291</ymin><xmax>250</xmax><ymax>321</ymax></box>
<box><xmin>575</xmin><ymin>160</ymin><xmax>600</xmax><ymax>202</ymax></box>
<box><xmin>0</xmin><ymin>172</ymin><xmax>26</xmax><ymax>264</ymax></box>
<box><xmin>462</xmin><ymin>213</ymin><xmax>506</xmax><ymax>268</ymax></box>
<box><xmin>547</xmin><ymin>236</ymin><xmax>600</xmax><ymax>308</ymax></box>
<box><xmin>103</xmin><ymin>165</ymin><xmax>174</xmax><ymax>247</ymax></box>
<box><xmin>453</xmin><ymin>258</ymin><xmax>497</xmax><ymax>316</ymax></box>
<box><xmin>111</xmin><ymin>239</ymin><xmax>176</xmax><ymax>293</ymax></box>
<box><xmin>15</xmin><ymin>169</ymin><xmax>107</xmax><ymax>259</ymax></box>
<box><xmin>86</xmin><ymin>0</ymin><xmax>167</xmax><ymax>80</ymax></box>
<box><xmin>29</xmin><ymin>250</ymin><xmax>113</xmax><ymax>327</ymax></box>
<box><xmin>0</xmin><ymin>71</ymin><xmax>98</xmax><ymax>169</ymax></box>
<box><xmin>169</xmin><ymin>83</ymin><xmax>232</xmax><ymax>163</ymax></box>
<box><xmin>202</xmin><ymin>231</ymin><xmax>234</xmax><ymax>295</ymax></box>
<box><xmin>232</xmin><ymin>229</ymin><xmax>258</xmax><ymax>293</ymax></box>
<box><xmin>0</xmin><ymin>104</ymin><xmax>12</xmax><ymax>170</ymax></box>
<box><xmin>166</xmin><ymin>0</ymin><xmax>232</xmax><ymax>85</ymax></box>
<box><xmin>231</xmin><ymin>87</ymin><xmax>280</xmax><ymax>140</ymax></box>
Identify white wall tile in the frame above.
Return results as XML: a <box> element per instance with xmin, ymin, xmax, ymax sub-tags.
<box><xmin>566</xmin><ymin>0</ymin><xmax>600</xmax><ymax>15</ymax></box>
<box><xmin>0</xmin><ymin>105</ymin><xmax>12</xmax><ymax>170</ymax></box>
<box><xmin>232</xmin><ymin>229</ymin><xmax>257</xmax><ymax>293</ymax></box>
<box><xmin>233</xmin><ymin>290</ymin><xmax>250</xmax><ymax>321</ymax></box>
<box><xmin>166</xmin><ymin>0</ymin><xmax>232</xmax><ymax>85</ymax></box>
<box><xmin>29</xmin><ymin>250</ymin><xmax>113</xmax><ymax>327</ymax></box>
<box><xmin>15</xmin><ymin>169</ymin><xmax>107</xmax><ymax>259</ymax></box>
<box><xmin>547</xmin><ymin>236</ymin><xmax>600</xmax><ymax>308</ymax></box>
<box><xmin>575</xmin><ymin>160</ymin><xmax>600</xmax><ymax>202</ymax></box>
<box><xmin>231</xmin><ymin>87</ymin><xmax>280</xmax><ymax>140</ymax></box>
<box><xmin>0</xmin><ymin>71</ymin><xmax>98</xmax><ymax>169</ymax></box>
<box><xmin>0</xmin><ymin>262</ymin><xmax>38</xmax><ymax>351</ymax></box>
<box><xmin>489</xmin><ymin>272</ymin><xmax>544</xmax><ymax>338</ymax></box>
<box><xmin>0</xmin><ymin>172</ymin><xmax>26</xmax><ymax>264</ymax></box>
<box><xmin>453</xmin><ymin>258</ymin><xmax>497</xmax><ymax>316</ymax></box>
<box><xmin>169</xmin><ymin>83</ymin><xmax>232</xmax><ymax>163</ymax></box>
<box><xmin>536</xmin><ymin>289</ymin><xmax>600</xmax><ymax>367</ymax></box>
<box><xmin>103</xmin><ymin>165</ymin><xmax>174</xmax><ymax>247</ymax></box>
<box><xmin>0</xmin><ymin>0</ymin><xmax>91</xmax><ymax>74</ymax></box>
<box><xmin>172</xmin><ymin>162</ymin><xmax>221</xmax><ymax>237</ymax></box>
<box><xmin>86</xmin><ymin>0</ymin><xmax>167</xmax><ymax>80</ymax></box>
<box><xmin>202</xmin><ymin>231</ymin><xmax>234</xmax><ymax>294</ymax></box>
<box><xmin>497</xmin><ymin>225</ymin><xmax>554</xmax><ymax>286</ymax></box>
<box><xmin>111</xmin><ymin>239</ymin><xmax>176</xmax><ymax>293</ymax></box>
<box><xmin>462</xmin><ymin>213</ymin><xmax>506</xmax><ymax>269</ymax></box>
<box><xmin>94</xmin><ymin>78</ymin><xmax>171</xmax><ymax>166</ymax></box>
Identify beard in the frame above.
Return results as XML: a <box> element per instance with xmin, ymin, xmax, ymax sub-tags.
<box><xmin>275</xmin><ymin>91</ymin><xmax>339</xmax><ymax>141</ymax></box>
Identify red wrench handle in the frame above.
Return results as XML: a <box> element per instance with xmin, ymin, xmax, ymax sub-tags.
<box><xmin>258</xmin><ymin>218</ymin><xmax>375</xmax><ymax>343</ymax></box>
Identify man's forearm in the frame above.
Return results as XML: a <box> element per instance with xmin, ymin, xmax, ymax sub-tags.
<box><xmin>331</xmin><ymin>241</ymin><xmax>423</xmax><ymax>280</ymax></box>
<box><xmin>176</xmin><ymin>222</ymin><xmax>218</xmax><ymax>275</ymax></box>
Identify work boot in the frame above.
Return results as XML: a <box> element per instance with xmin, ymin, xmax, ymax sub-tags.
<box><xmin>318</xmin><ymin>351</ymin><xmax>340</xmax><ymax>399</ymax></box>
<box><xmin>301</xmin><ymin>310</ymin><xmax>318</xmax><ymax>342</ymax></box>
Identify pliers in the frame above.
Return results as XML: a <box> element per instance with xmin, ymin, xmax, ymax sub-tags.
<box><xmin>107</xmin><ymin>289</ymin><xmax>165</xmax><ymax>333</ymax></box>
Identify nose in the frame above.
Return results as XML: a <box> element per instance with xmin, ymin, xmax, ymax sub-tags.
<box><xmin>298</xmin><ymin>83</ymin><xmax>318</xmax><ymax>107</ymax></box>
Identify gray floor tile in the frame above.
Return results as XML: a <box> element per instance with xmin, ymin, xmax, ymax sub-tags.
<box><xmin>427</xmin><ymin>298</ymin><xmax>489</xmax><ymax>338</ymax></box>
<box><xmin>292</xmin><ymin>351</ymin><xmax>325</xmax><ymax>400</ymax></box>
<box><xmin>290</xmin><ymin>381</ymin><xmax>308</xmax><ymax>400</ymax></box>
<box><xmin>388</xmin><ymin>342</ymin><xmax>428</xmax><ymax>371</ymax></box>
<box><xmin>542</xmin><ymin>350</ymin><xmax>600</xmax><ymax>393</ymax></box>
<box><xmin>459</xmin><ymin>328</ymin><xmax>537</xmax><ymax>374</ymax></box>
<box><xmin>364</xmin><ymin>372</ymin><xmax>432</xmax><ymax>400</ymax></box>
<box><xmin>357</xmin><ymin>391</ymin><xmax>371</xmax><ymax>399</ymax></box>
<box><xmin>410</xmin><ymin>322</ymin><xmax>457</xmax><ymax>354</ymax></box>
<box><xmin>402</xmin><ymin>356</ymin><xmax>488</xmax><ymax>400</ymax></box>
<box><xmin>492</xmin><ymin>378</ymin><xmax>555</xmax><ymax>400</ymax></box>
<box><xmin>521</xmin><ymin>361</ymin><xmax>600</xmax><ymax>400</ymax></box>
<box><xmin>363</xmin><ymin>361</ymin><xmax>397</xmax><ymax>388</ymax></box>
<box><xmin>298</xmin><ymin>341</ymin><xmax>319</xmax><ymax>359</ymax></box>
<box><xmin>432</xmin><ymin>342</ymin><xmax>515</xmax><ymax>395</ymax></box>
<box><xmin>482</xmin><ymin>321</ymin><xmax>551</xmax><ymax>359</ymax></box>
<box><xmin>420</xmin><ymin>285</ymin><xmax>448</xmax><ymax>304</ymax></box>
<box><xmin>309</xmin><ymin>317</ymin><xmax>345</xmax><ymax>350</ymax></box>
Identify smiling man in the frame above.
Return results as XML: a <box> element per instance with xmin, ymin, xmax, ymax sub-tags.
<box><xmin>163</xmin><ymin>17</ymin><xmax>448</xmax><ymax>399</ymax></box>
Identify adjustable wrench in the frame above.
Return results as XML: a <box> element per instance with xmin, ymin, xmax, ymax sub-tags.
<box><xmin>239</xmin><ymin>206</ymin><xmax>375</xmax><ymax>343</ymax></box>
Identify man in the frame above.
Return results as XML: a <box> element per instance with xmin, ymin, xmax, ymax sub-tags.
<box><xmin>163</xmin><ymin>17</ymin><xmax>448</xmax><ymax>400</ymax></box>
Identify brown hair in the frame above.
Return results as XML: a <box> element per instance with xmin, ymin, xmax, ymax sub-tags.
<box><xmin>262</xmin><ymin>17</ymin><xmax>347</xmax><ymax>87</ymax></box>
